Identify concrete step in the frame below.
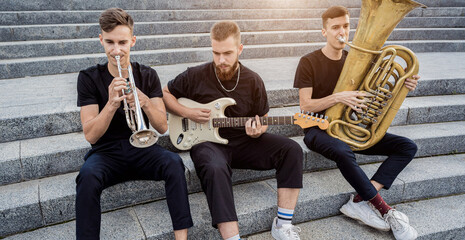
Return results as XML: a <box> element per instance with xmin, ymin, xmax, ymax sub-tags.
<box><xmin>2</xmin><ymin>154</ymin><xmax>464</xmax><ymax>238</ymax></box>
<box><xmin>1</xmin><ymin>7</ymin><xmax>463</xmax><ymax>25</ymax></box>
<box><xmin>1</xmin><ymin>89</ymin><xmax>464</xmax><ymax>146</ymax></box>
<box><xmin>0</xmin><ymin>0</ymin><xmax>363</xmax><ymax>11</ymax></box>
<box><xmin>3</xmin><ymin>28</ymin><xmax>465</xmax><ymax>60</ymax></box>
<box><xmin>1</xmin><ymin>52</ymin><xmax>464</xmax><ymax>142</ymax></box>
<box><xmin>1</xmin><ymin>0</ymin><xmax>464</xmax><ymax>11</ymax></box>
<box><xmin>1</xmin><ymin>115</ymin><xmax>464</xmax><ymax>195</ymax></box>
<box><xmin>0</xmin><ymin>119</ymin><xmax>465</xmax><ymax>222</ymax></box>
<box><xmin>2</xmin><ymin>39</ymin><xmax>465</xmax><ymax>79</ymax></box>
<box><xmin>2</xmin><ymin>17</ymin><xmax>464</xmax><ymax>42</ymax></box>
<box><xmin>247</xmin><ymin>193</ymin><xmax>465</xmax><ymax>239</ymax></box>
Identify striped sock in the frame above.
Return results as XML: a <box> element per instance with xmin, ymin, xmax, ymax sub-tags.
<box><xmin>277</xmin><ymin>207</ymin><xmax>294</xmax><ymax>228</ymax></box>
<box><xmin>225</xmin><ymin>234</ymin><xmax>240</xmax><ymax>240</ymax></box>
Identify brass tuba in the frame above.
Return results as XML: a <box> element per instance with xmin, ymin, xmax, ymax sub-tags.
<box><xmin>325</xmin><ymin>0</ymin><xmax>426</xmax><ymax>151</ymax></box>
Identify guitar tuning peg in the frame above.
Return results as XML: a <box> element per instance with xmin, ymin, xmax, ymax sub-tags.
<box><xmin>305</xmin><ymin>111</ymin><xmax>310</xmax><ymax>115</ymax></box>
<box><xmin>310</xmin><ymin>112</ymin><xmax>314</xmax><ymax>116</ymax></box>
<box><xmin>325</xmin><ymin>116</ymin><xmax>328</xmax><ymax>120</ymax></box>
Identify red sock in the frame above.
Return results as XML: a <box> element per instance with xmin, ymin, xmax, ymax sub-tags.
<box><xmin>353</xmin><ymin>194</ymin><xmax>363</xmax><ymax>203</ymax></box>
<box><xmin>369</xmin><ymin>193</ymin><xmax>392</xmax><ymax>216</ymax></box>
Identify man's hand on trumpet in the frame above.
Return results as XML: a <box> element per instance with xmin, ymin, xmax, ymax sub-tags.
<box><xmin>107</xmin><ymin>77</ymin><xmax>128</xmax><ymax>111</ymax></box>
<box><xmin>126</xmin><ymin>87</ymin><xmax>150</xmax><ymax>110</ymax></box>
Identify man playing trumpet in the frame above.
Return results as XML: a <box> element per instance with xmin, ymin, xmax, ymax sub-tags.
<box><xmin>76</xmin><ymin>8</ymin><xmax>192</xmax><ymax>239</ymax></box>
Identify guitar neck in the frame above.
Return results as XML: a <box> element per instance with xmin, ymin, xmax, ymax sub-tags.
<box><xmin>212</xmin><ymin>116</ymin><xmax>294</xmax><ymax>128</ymax></box>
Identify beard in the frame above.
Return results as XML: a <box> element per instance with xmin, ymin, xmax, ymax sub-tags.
<box><xmin>215</xmin><ymin>60</ymin><xmax>239</xmax><ymax>81</ymax></box>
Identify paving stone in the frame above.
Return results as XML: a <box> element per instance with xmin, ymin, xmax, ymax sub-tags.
<box><xmin>0</xmin><ymin>141</ymin><xmax>21</xmax><ymax>185</ymax></box>
<box><xmin>3</xmin><ymin>154</ymin><xmax>465</xmax><ymax>238</ymax></box>
<box><xmin>388</xmin><ymin>121</ymin><xmax>465</xmax><ymax>157</ymax></box>
<box><xmin>246</xmin><ymin>193</ymin><xmax>465</xmax><ymax>240</ymax></box>
<box><xmin>20</xmin><ymin>133</ymin><xmax>89</xmax><ymax>180</ymax></box>
<box><xmin>397</xmin><ymin>154</ymin><xmax>465</xmax><ymax>201</ymax></box>
<box><xmin>0</xmin><ymin>180</ymin><xmax>43</xmax><ymax>237</ymax></box>
<box><xmin>3</xmin><ymin>208</ymin><xmax>145</xmax><ymax>240</ymax></box>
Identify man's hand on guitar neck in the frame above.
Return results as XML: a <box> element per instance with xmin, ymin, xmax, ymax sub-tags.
<box><xmin>187</xmin><ymin>108</ymin><xmax>211</xmax><ymax>124</ymax></box>
<box><xmin>245</xmin><ymin>115</ymin><xmax>267</xmax><ymax>138</ymax></box>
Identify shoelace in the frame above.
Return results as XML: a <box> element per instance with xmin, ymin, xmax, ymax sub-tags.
<box><xmin>284</xmin><ymin>225</ymin><xmax>301</xmax><ymax>240</ymax></box>
<box><xmin>385</xmin><ymin>212</ymin><xmax>404</xmax><ymax>232</ymax></box>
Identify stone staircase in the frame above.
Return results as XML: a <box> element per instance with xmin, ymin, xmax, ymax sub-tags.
<box><xmin>1</xmin><ymin>0</ymin><xmax>465</xmax><ymax>239</ymax></box>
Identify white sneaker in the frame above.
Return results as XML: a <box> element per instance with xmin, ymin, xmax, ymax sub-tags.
<box><xmin>384</xmin><ymin>209</ymin><xmax>418</xmax><ymax>240</ymax></box>
<box><xmin>271</xmin><ymin>217</ymin><xmax>301</xmax><ymax>240</ymax></box>
<box><xmin>339</xmin><ymin>194</ymin><xmax>390</xmax><ymax>231</ymax></box>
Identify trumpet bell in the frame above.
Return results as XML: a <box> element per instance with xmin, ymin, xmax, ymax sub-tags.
<box><xmin>130</xmin><ymin>129</ymin><xmax>158</xmax><ymax>148</ymax></box>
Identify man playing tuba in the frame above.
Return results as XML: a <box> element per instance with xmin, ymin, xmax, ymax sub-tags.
<box><xmin>293</xmin><ymin>6</ymin><xmax>420</xmax><ymax>240</ymax></box>
<box><xmin>75</xmin><ymin>8</ymin><xmax>193</xmax><ymax>239</ymax></box>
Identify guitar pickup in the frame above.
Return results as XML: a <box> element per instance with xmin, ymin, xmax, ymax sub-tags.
<box><xmin>182</xmin><ymin>118</ymin><xmax>189</xmax><ymax>132</ymax></box>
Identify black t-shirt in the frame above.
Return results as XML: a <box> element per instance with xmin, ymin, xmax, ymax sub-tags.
<box><xmin>167</xmin><ymin>62</ymin><xmax>269</xmax><ymax>139</ymax></box>
<box><xmin>293</xmin><ymin>49</ymin><xmax>348</xmax><ymax>115</ymax></box>
<box><xmin>77</xmin><ymin>62</ymin><xmax>163</xmax><ymax>147</ymax></box>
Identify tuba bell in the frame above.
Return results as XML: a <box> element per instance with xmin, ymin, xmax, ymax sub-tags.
<box><xmin>115</xmin><ymin>56</ymin><xmax>158</xmax><ymax>148</ymax></box>
<box><xmin>325</xmin><ymin>0</ymin><xmax>426</xmax><ymax>151</ymax></box>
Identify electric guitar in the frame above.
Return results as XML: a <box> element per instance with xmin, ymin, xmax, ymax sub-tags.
<box><xmin>168</xmin><ymin>97</ymin><xmax>329</xmax><ymax>150</ymax></box>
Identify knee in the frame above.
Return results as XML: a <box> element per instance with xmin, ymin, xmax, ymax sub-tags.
<box><xmin>288</xmin><ymin>140</ymin><xmax>303</xmax><ymax>153</ymax></box>
<box><xmin>162</xmin><ymin>153</ymin><xmax>186</xmax><ymax>178</ymax></box>
<box><xmin>331</xmin><ymin>147</ymin><xmax>357</xmax><ymax>166</ymax></box>
<box><xmin>198</xmin><ymin>160</ymin><xmax>230</xmax><ymax>180</ymax></box>
<box><xmin>76</xmin><ymin>166</ymin><xmax>104</xmax><ymax>193</ymax></box>
<box><xmin>399</xmin><ymin>139</ymin><xmax>418</xmax><ymax>159</ymax></box>
<box><xmin>282</xmin><ymin>140</ymin><xmax>304</xmax><ymax>164</ymax></box>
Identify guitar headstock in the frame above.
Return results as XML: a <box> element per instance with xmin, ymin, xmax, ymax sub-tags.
<box><xmin>293</xmin><ymin>112</ymin><xmax>329</xmax><ymax>130</ymax></box>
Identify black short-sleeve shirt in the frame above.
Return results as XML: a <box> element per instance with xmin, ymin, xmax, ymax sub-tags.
<box><xmin>77</xmin><ymin>62</ymin><xmax>163</xmax><ymax>147</ymax></box>
<box><xmin>167</xmin><ymin>62</ymin><xmax>269</xmax><ymax>139</ymax></box>
<box><xmin>293</xmin><ymin>49</ymin><xmax>348</xmax><ymax>106</ymax></box>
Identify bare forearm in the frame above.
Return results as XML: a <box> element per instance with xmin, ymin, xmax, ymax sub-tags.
<box><xmin>162</xmin><ymin>88</ymin><xmax>190</xmax><ymax>118</ymax></box>
<box><xmin>142</xmin><ymin>99</ymin><xmax>168</xmax><ymax>134</ymax></box>
<box><xmin>82</xmin><ymin>104</ymin><xmax>116</xmax><ymax>144</ymax></box>
<box><xmin>300</xmin><ymin>94</ymin><xmax>338</xmax><ymax>113</ymax></box>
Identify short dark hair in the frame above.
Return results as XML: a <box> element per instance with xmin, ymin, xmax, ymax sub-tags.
<box><xmin>322</xmin><ymin>6</ymin><xmax>350</xmax><ymax>28</ymax></box>
<box><xmin>99</xmin><ymin>8</ymin><xmax>134</xmax><ymax>33</ymax></box>
<box><xmin>210</xmin><ymin>21</ymin><xmax>241</xmax><ymax>46</ymax></box>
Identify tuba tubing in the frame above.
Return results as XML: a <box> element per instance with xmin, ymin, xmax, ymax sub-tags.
<box><xmin>325</xmin><ymin>0</ymin><xmax>425</xmax><ymax>151</ymax></box>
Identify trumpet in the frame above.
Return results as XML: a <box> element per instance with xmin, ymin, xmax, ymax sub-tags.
<box><xmin>115</xmin><ymin>55</ymin><xmax>158</xmax><ymax>148</ymax></box>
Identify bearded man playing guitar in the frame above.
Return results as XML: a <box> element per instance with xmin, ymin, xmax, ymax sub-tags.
<box><xmin>163</xmin><ymin>21</ymin><xmax>303</xmax><ymax>240</ymax></box>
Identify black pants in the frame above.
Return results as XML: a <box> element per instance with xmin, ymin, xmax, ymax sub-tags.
<box><xmin>304</xmin><ymin>127</ymin><xmax>417</xmax><ymax>200</ymax></box>
<box><xmin>190</xmin><ymin>133</ymin><xmax>303</xmax><ymax>227</ymax></box>
<box><xmin>75</xmin><ymin>140</ymin><xmax>193</xmax><ymax>240</ymax></box>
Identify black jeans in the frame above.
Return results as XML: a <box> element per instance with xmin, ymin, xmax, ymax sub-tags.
<box><xmin>304</xmin><ymin>127</ymin><xmax>417</xmax><ymax>200</ymax></box>
<box><xmin>190</xmin><ymin>133</ymin><xmax>303</xmax><ymax>227</ymax></box>
<box><xmin>75</xmin><ymin>140</ymin><xmax>193</xmax><ymax>240</ymax></box>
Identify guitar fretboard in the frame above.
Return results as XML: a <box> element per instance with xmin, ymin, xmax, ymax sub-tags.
<box><xmin>212</xmin><ymin>116</ymin><xmax>294</xmax><ymax>128</ymax></box>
